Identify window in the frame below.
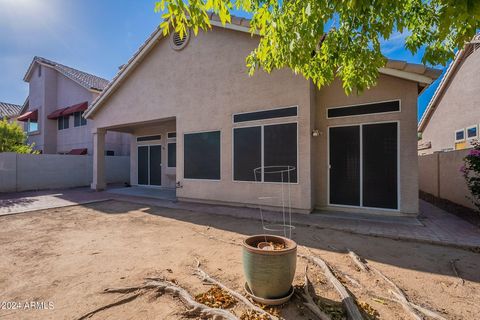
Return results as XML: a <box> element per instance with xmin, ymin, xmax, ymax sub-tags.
<box><xmin>327</xmin><ymin>100</ymin><xmax>400</xmax><ymax>118</ymax></box>
<box><xmin>106</xmin><ymin>150</ymin><xmax>115</xmax><ymax>156</ymax></box>
<box><xmin>184</xmin><ymin>131</ymin><xmax>220</xmax><ymax>180</ymax></box>
<box><xmin>168</xmin><ymin>143</ymin><xmax>176</xmax><ymax>167</ymax></box>
<box><xmin>233</xmin><ymin>106</ymin><xmax>298</xmax><ymax>123</ymax></box>
<box><xmin>233</xmin><ymin>123</ymin><xmax>297</xmax><ymax>183</ymax></box>
<box><xmin>74</xmin><ymin>111</ymin><xmax>87</xmax><ymax>127</ymax></box>
<box><xmin>137</xmin><ymin>135</ymin><xmax>161</xmax><ymax>142</ymax></box>
<box><xmin>467</xmin><ymin>125</ymin><xmax>478</xmax><ymax>139</ymax></box>
<box><xmin>455</xmin><ymin>129</ymin><xmax>465</xmax><ymax>142</ymax></box>
<box><xmin>167</xmin><ymin>132</ymin><xmax>176</xmax><ymax>168</ymax></box>
<box><xmin>58</xmin><ymin>116</ymin><xmax>69</xmax><ymax>130</ymax></box>
<box><xmin>27</xmin><ymin>120</ymin><xmax>38</xmax><ymax>133</ymax></box>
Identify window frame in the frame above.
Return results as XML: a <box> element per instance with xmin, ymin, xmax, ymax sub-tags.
<box><xmin>232</xmin><ymin>121</ymin><xmax>299</xmax><ymax>184</ymax></box>
<box><xmin>232</xmin><ymin>105</ymin><xmax>298</xmax><ymax>124</ymax></box>
<box><xmin>167</xmin><ymin>131</ymin><xmax>177</xmax><ymax>168</ymax></box>
<box><xmin>26</xmin><ymin>119</ymin><xmax>39</xmax><ymax>134</ymax></box>
<box><xmin>58</xmin><ymin>115</ymin><xmax>69</xmax><ymax>130</ymax></box>
<box><xmin>183</xmin><ymin>130</ymin><xmax>221</xmax><ymax>181</ymax></box>
<box><xmin>74</xmin><ymin>111</ymin><xmax>87</xmax><ymax>127</ymax></box>
<box><xmin>466</xmin><ymin>125</ymin><xmax>478</xmax><ymax>140</ymax></box>
<box><xmin>455</xmin><ymin>129</ymin><xmax>466</xmax><ymax>143</ymax></box>
<box><xmin>326</xmin><ymin>99</ymin><xmax>401</xmax><ymax>119</ymax></box>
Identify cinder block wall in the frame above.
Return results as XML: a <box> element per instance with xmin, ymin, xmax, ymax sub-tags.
<box><xmin>418</xmin><ymin>149</ymin><xmax>474</xmax><ymax>209</ymax></box>
<box><xmin>0</xmin><ymin>153</ymin><xmax>130</xmax><ymax>193</ymax></box>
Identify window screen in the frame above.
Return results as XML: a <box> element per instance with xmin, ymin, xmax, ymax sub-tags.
<box><xmin>168</xmin><ymin>142</ymin><xmax>176</xmax><ymax>167</ymax></box>
<box><xmin>233</xmin><ymin>126</ymin><xmax>262</xmax><ymax>181</ymax></box>
<box><xmin>74</xmin><ymin>111</ymin><xmax>87</xmax><ymax>127</ymax></box>
<box><xmin>137</xmin><ymin>135</ymin><xmax>161</xmax><ymax>142</ymax></box>
<box><xmin>184</xmin><ymin>131</ymin><xmax>220</xmax><ymax>180</ymax></box>
<box><xmin>264</xmin><ymin>123</ymin><xmax>298</xmax><ymax>182</ymax></box>
<box><xmin>233</xmin><ymin>106</ymin><xmax>297</xmax><ymax>123</ymax></box>
<box><xmin>456</xmin><ymin>130</ymin><xmax>465</xmax><ymax>141</ymax></box>
<box><xmin>58</xmin><ymin>116</ymin><xmax>69</xmax><ymax>130</ymax></box>
<box><xmin>327</xmin><ymin>100</ymin><xmax>400</xmax><ymax>118</ymax></box>
<box><xmin>467</xmin><ymin>127</ymin><xmax>477</xmax><ymax>138</ymax></box>
<box><xmin>167</xmin><ymin>132</ymin><xmax>177</xmax><ymax>139</ymax></box>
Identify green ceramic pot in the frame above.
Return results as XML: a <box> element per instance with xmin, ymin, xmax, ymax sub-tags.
<box><xmin>242</xmin><ymin>234</ymin><xmax>297</xmax><ymax>299</ymax></box>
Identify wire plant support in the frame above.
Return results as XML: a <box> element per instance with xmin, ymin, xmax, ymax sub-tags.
<box><xmin>254</xmin><ymin>165</ymin><xmax>296</xmax><ymax>239</ymax></box>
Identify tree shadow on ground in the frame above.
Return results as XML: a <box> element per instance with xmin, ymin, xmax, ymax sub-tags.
<box><xmin>84</xmin><ymin>199</ymin><xmax>480</xmax><ymax>284</ymax></box>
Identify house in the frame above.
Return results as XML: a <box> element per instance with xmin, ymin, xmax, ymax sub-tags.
<box><xmin>85</xmin><ymin>15</ymin><xmax>441</xmax><ymax>215</ymax></box>
<box><xmin>0</xmin><ymin>101</ymin><xmax>22</xmax><ymax>122</ymax></box>
<box><xmin>418</xmin><ymin>34</ymin><xmax>480</xmax><ymax>154</ymax></box>
<box><xmin>16</xmin><ymin>57</ymin><xmax>130</xmax><ymax>155</ymax></box>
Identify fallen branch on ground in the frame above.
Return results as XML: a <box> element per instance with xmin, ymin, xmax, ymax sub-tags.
<box><xmin>76</xmin><ymin>293</ymin><xmax>142</xmax><ymax>320</ymax></box>
<box><xmin>77</xmin><ymin>279</ymin><xmax>239</xmax><ymax>320</ymax></box>
<box><xmin>347</xmin><ymin>250</ymin><xmax>446</xmax><ymax>320</ymax></box>
<box><xmin>298</xmin><ymin>249</ymin><xmax>363</xmax><ymax>320</ymax></box>
<box><xmin>347</xmin><ymin>250</ymin><xmax>370</xmax><ymax>272</ymax></box>
<box><xmin>450</xmin><ymin>259</ymin><xmax>465</xmax><ymax>286</ymax></box>
<box><xmin>194</xmin><ymin>259</ymin><xmax>277</xmax><ymax>320</ymax></box>
<box><xmin>301</xmin><ymin>266</ymin><xmax>331</xmax><ymax>320</ymax></box>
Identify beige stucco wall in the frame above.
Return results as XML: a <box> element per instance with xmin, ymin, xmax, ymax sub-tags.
<box><xmin>91</xmin><ymin>27</ymin><xmax>313</xmax><ymax>212</ymax></box>
<box><xmin>90</xmin><ymin>27</ymin><xmax>421</xmax><ymax>214</ymax></box>
<box><xmin>418</xmin><ymin>149</ymin><xmax>474</xmax><ymax>209</ymax></box>
<box><xmin>419</xmin><ymin>49</ymin><xmax>480</xmax><ymax>154</ymax></box>
<box><xmin>314</xmin><ymin>75</ymin><xmax>420</xmax><ymax>214</ymax></box>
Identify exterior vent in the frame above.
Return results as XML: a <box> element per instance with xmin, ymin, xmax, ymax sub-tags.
<box><xmin>170</xmin><ymin>30</ymin><xmax>190</xmax><ymax>50</ymax></box>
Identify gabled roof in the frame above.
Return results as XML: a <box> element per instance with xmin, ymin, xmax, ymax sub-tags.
<box><xmin>0</xmin><ymin>101</ymin><xmax>22</xmax><ymax>119</ymax></box>
<box><xmin>23</xmin><ymin>56</ymin><xmax>109</xmax><ymax>92</ymax></box>
<box><xmin>85</xmin><ymin>13</ymin><xmax>441</xmax><ymax>118</ymax></box>
<box><xmin>418</xmin><ymin>34</ymin><xmax>480</xmax><ymax>132</ymax></box>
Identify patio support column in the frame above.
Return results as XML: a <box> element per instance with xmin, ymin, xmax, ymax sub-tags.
<box><xmin>91</xmin><ymin>128</ymin><xmax>106</xmax><ymax>191</ymax></box>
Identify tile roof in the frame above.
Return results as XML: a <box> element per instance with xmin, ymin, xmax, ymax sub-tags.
<box><xmin>0</xmin><ymin>101</ymin><xmax>22</xmax><ymax>119</ymax></box>
<box><xmin>24</xmin><ymin>56</ymin><xmax>109</xmax><ymax>91</ymax></box>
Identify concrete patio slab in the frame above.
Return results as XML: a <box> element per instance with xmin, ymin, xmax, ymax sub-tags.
<box><xmin>1</xmin><ymin>186</ymin><xmax>479</xmax><ymax>251</ymax></box>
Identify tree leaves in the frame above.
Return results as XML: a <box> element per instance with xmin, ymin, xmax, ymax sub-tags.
<box><xmin>154</xmin><ymin>0</ymin><xmax>480</xmax><ymax>94</ymax></box>
<box><xmin>0</xmin><ymin>118</ymin><xmax>37</xmax><ymax>154</ymax></box>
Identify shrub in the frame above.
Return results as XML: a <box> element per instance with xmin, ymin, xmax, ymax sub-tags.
<box><xmin>461</xmin><ymin>141</ymin><xmax>480</xmax><ymax>211</ymax></box>
<box><xmin>0</xmin><ymin>117</ymin><xmax>38</xmax><ymax>154</ymax></box>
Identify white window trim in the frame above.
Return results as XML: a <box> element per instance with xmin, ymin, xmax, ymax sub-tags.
<box><xmin>26</xmin><ymin>118</ymin><xmax>39</xmax><ymax>134</ymax></box>
<box><xmin>326</xmin><ymin>99</ymin><xmax>401</xmax><ymax>119</ymax></box>
<box><xmin>466</xmin><ymin>125</ymin><xmax>478</xmax><ymax>140</ymax></box>
<box><xmin>327</xmin><ymin>120</ymin><xmax>400</xmax><ymax>212</ymax></box>
<box><xmin>231</xmin><ymin>121</ymin><xmax>299</xmax><ymax>184</ymax></box>
<box><xmin>136</xmin><ymin>134</ymin><xmax>162</xmax><ymax>144</ymax></box>
<box><xmin>166</xmin><ymin>131</ymin><xmax>177</xmax><ymax>140</ymax></box>
<box><xmin>455</xmin><ymin>129</ymin><xmax>466</xmax><ymax>143</ymax></box>
<box><xmin>183</xmin><ymin>130</ymin><xmax>222</xmax><ymax>182</ymax></box>
<box><xmin>231</xmin><ymin>105</ymin><xmax>298</xmax><ymax>125</ymax></box>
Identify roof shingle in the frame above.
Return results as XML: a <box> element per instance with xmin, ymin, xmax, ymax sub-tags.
<box><xmin>0</xmin><ymin>102</ymin><xmax>22</xmax><ymax>119</ymax></box>
<box><xmin>25</xmin><ymin>56</ymin><xmax>109</xmax><ymax>91</ymax></box>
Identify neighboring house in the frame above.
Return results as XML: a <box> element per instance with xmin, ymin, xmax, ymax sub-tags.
<box><xmin>16</xmin><ymin>56</ymin><xmax>130</xmax><ymax>155</ymax></box>
<box><xmin>418</xmin><ymin>34</ymin><xmax>480</xmax><ymax>154</ymax></box>
<box><xmin>0</xmin><ymin>101</ymin><xmax>22</xmax><ymax>122</ymax></box>
<box><xmin>85</xmin><ymin>15</ymin><xmax>441</xmax><ymax>215</ymax></box>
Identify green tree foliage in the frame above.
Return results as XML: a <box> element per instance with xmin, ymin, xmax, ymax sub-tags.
<box><xmin>0</xmin><ymin>118</ymin><xmax>37</xmax><ymax>154</ymax></box>
<box><xmin>154</xmin><ymin>0</ymin><xmax>479</xmax><ymax>94</ymax></box>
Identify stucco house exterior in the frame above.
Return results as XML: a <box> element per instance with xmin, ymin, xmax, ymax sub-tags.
<box><xmin>418</xmin><ymin>34</ymin><xmax>480</xmax><ymax>154</ymax></box>
<box><xmin>16</xmin><ymin>57</ymin><xmax>130</xmax><ymax>155</ymax></box>
<box><xmin>0</xmin><ymin>101</ymin><xmax>22</xmax><ymax>122</ymax></box>
<box><xmin>85</xmin><ymin>16</ymin><xmax>441</xmax><ymax>215</ymax></box>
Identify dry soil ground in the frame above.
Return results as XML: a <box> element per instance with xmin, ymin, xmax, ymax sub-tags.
<box><xmin>0</xmin><ymin>200</ymin><xmax>479</xmax><ymax>319</ymax></box>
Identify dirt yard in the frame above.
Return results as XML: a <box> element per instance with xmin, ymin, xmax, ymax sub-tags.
<box><xmin>1</xmin><ymin>200</ymin><xmax>479</xmax><ymax>320</ymax></box>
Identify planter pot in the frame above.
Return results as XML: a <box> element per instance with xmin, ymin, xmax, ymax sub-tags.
<box><xmin>242</xmin><ymin>234</ymin><xmax>297</xmax><ymax>299</ymax></box>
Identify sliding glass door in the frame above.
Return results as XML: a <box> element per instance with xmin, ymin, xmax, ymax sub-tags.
<box><xmin>329</xmin><ymin>122</ymin><xmax>398</xmax><ymax>210</ymax></box>
<box><xmin>137</xmin><ymin>145</ymin><xmax>162</xmax><ymax>186</ymax></box>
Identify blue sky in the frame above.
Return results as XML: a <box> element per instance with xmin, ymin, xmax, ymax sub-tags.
<box><xmin>0</xmin><ymin>0</ymin><xmax>443</xmax><ymax>121</ymax></box>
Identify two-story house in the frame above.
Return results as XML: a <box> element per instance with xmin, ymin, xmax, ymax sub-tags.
<box><xmin>16</xmin><ymin>57</ymin><xmax>129</xmax><ymax>155</ymax></box>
